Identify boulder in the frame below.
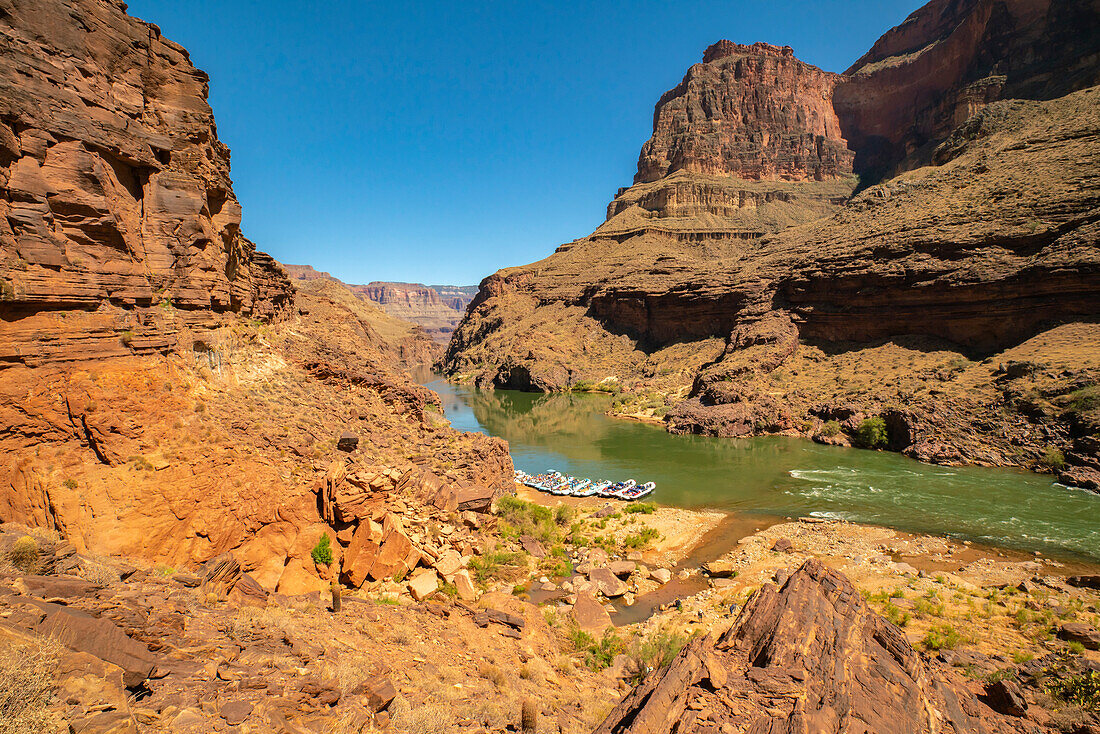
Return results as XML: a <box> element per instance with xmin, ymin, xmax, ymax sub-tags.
<box><xmin>985</xmin><ymin>679</ymin><xmax>1028</xmax><ymax>717</ymax></box>
<box><xmin>571</xmin><ymin>593</ymin><xmax>613</xmax><ymax>634</ymax></box>
<box><xmin>772</xmin><ymin>537</ymin><xmax>794</xmax><ymax>553</ymax></box>
<box><xmin>433</xmin><ymin>549</ymin><xmax>463</xmax><ymax>579</ymax></box>
<box><xmin>594</xmin><ymin>559</ymin><xmax>1027</xmax><ymax>734</ymax></box>
<box><xmin>608</xmin><ymin>560</ymin><xmax>636</xmax><ymax>578</ymax></box>
<box><xmin>589</xmin><ymin>567</ymin><xmax>628</xmax><ymax>598</ymax></box>
<box><xmin>453</xmin><ymin>570</ymin><xmax>478</xmax><ymax>601</ymax></box>
<box><xmin>337</xmin><ymin>432</ymin><xmax>359</xmax><ymax>451</ymax></box>
<box><xmin>408</xmin><ymin>571</ymin><xmax>438</xmax><ymax>601</ymax></box>
<box><xmin>519</xmin><ymin>535</ymin><xmax>546</xmax><ymax>558</ymax></box>
<box><xmin>1058</xmin><ymin>622</ymin><xmax>1100</xmax><ymax>650</ymax></box>
<box><xmin>650</xmin><ymin>568</ymin><xmax>672</xmax><ymax>584</ymax></box>
<box><xmin>354</xmin><ymin>676</ymin><xmax>397</xmax><ymax>712</ymax></box>
<box><xmin>1068</xmin><ymin>575</ymin><xmax>1100</xmax><ymax>590</ymax></box>
<box><xmin>201</xmin><ymin>553</ymin><xmax>242</xmax><ymax>596</ymax></box>
<box><xmin>456</xmin><ymin>485</ymin><xmax>495</xmax><ymax>513</ymax></box>
<box><xmin>37</xmin><ymin>605</ymin><xmax>156</xmax><ymax>688</ymax></box>
<box><xmin>228</xmin><ymin>574</ymin><xmax>268</xmax><ymax>607</ymax></box>
<box><xmin>701</xmin><ymin>559</ymin><xmax>735</xmax><ymax>578</ymax></box>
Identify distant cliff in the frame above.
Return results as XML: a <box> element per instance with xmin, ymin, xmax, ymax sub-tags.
<box><xmin>284</xmin><ymin>264</ymin><xmax>474</xmax><ymax>340</ymax></box>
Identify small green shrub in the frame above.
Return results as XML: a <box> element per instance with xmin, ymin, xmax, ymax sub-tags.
<box><xmin>553</xmin><ymin>504</ymin><xmax>574</xmax><ymax>527</ymax></box>
<box><xmin>1067</xmin><ymin>384</ymin><xmax>1100</xmax><ymax>413</ymax></box>
<box><xmin>1045</xmin><ymin>669</ymin><xmax>1100</xmax><ymax>710</ymax></box>
<box><xmin>627</xmin><ymin>627</ymin><xmax>688</xmax><ymax>683</ymax></box>
<box><xmin>311</xmin><ymin>533</ymin><xmax>333</xmax><ymax>566</ymax></box>
<box><xmin>820</xmin><ymin>420</ymin><xmax>841</xmax><ymax>437</ymax></box>
<box><xmin>120</xmin><ymin>330</ymin><xmax>134</xmax><ymax>347</ymax></box>
<box><xmin>854</xmin><ymin>416</ymin><xmax>888</xmax><ymax>449</ymax></box>
<box><xmin>921</xmin><ymin>624</ymin><xmax>963</xmax><ymax>650</ymax></box>
<box><xmin>625</xmin><ymin>502</ymin><xmax>656</xmax><ymax>515</ymax></box>
<box><xmin>8</xmin><ymin>536</ymin><xmax>38</xmax><ymax>574</ymax></box>
<box><xmin>62</xmin><ymin>479</ymin><xmax>77</xmax><ymax>490</ymax></box>
<box><xmin>1039</xmin><ymin>446</ymin><xmax>1065</xmax><ymax>471</ymax></box>
<box><xmin>623</xmin><ymin>527</ymin><xmax>660</xmax><ymax>549</ymax></box>
<box><xmin>468</xmin><ymin>550</ymin><xmax>525</xmax><ymax>584</ymax></box>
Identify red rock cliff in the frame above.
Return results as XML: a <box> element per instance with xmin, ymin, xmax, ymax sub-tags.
<box><xmin>636</xmin><ymin>41</ymin><xmax>854</xmax><ymax>184</ymax></box>
<box><xmin>834</xmin><ymin>0</ymin><xmax>1100</xmax><ymax>174</ymax></box>
<box><xmin>0</xmin><ymin>0</ymin><xmax>294</xmax><ymax>367</ymax></box>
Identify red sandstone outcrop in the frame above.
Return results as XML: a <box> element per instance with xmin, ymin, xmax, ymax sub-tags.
<box><xmin>596</xmin><ymin>559</ymin><xmax>1028</xmax><ymax>733</ymax></box>
<box><xmin>0</xmin><ymin>0</ymin><xmax>294</xmax><ymax>367</ymax></box>
<box><xmin>835</xmin><ymin>0</ymin><xmax>1100</xmax><ymax>175</ymax></box>
<box><xmin>637</xmin><ymin>41</ymin><xmax>853</xmax><ymax>184</ymax></box>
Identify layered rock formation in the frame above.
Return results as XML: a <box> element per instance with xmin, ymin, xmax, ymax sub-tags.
<box><xmin>0</xmin><ymin>0</ymin><xmax>513</xmax><ymax>597</ymax></box>
<box><xmin>596</xmin><ymin>559</ymin><xmax>1027</xmax><ymax>733</ymax></box>
<box><xmin>284</xmin><ymin>264</ymin><xmax>474</xmax><ymax>341</ymax></box>
<box><xmin>0</xmin><ymin>0</ymin><xmax>293</xmax><ymax>367</ymax></box>
<box><xmin>442</xmin><ymin>0</ymin><xmax>1100</xmax><ymax>475</ymax></box>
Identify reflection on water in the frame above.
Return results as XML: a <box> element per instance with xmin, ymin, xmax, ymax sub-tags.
<box><xmin>420</xmin><ymin>372</ymin><xmax>1100</xmax><ymax>563</ymax></box>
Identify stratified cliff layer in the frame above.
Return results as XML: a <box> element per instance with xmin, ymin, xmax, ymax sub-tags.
<box><xmin>0</xmin><ymin>0</ymin><xmax>514</xmax><ymax>592</ymax></box>
<box><xmin>442</xmin><ymin>0</ymin><xmax>1100</xmax><ymax>479</ymax></box>
<box><xmin>284</xmin><ymin>264</ymin><xmax>473</xmax><ymax>341</ymax></box>
<box><xmin>0</xmin><ymin>0</ymin><xmax>294</xmax><ymax>367</ymax></box>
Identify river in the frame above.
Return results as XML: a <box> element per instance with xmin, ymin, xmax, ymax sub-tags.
<box><xmin>419</xmin><ymin>373</ymin><xmax>1100</xmax><ymax>564</ymax></box>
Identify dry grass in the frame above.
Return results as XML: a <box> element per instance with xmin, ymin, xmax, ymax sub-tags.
<box><xmin>0</xmin><ymin>636</ymin><xmax>62</xmax><ymax>734</ymax></box>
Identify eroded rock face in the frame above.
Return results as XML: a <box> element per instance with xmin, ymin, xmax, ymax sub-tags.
<box><xmin>595</xmin><ymin>559</ymin><xmax>1023</xmax><ymax>733</ymax></box>
<box><xmin>835</xmin><ymin>0</ymin><xmax>1100</xmax><ymax>175</ymax></box>
<box><xmin>0</xmin><ymin>0</ymin><xmax>293</xmax><ymax>367</ymax></box>
<box><xmin>637</xmin><ymin>41</ymin><xmax>852</xmax><ymax>185</ymax></box>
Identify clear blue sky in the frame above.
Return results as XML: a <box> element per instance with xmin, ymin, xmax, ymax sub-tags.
<box><xmin>127</xmin><ymin>1</ymin><xmax>924</xmax><ymax>286</ymax></box>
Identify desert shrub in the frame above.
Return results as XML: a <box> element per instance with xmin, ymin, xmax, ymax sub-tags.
<box><xmin>310</xmin><ymin>533</ymin><xmax>333</xmax><ymax>566</ymax></box>
<box><xmin>0</xmin><ymin>636</ymin><xmax>62</xmax><ymax>734</ymax></box>
<box><xmin>61</xmin><ymin>479</ymin><xmax>77</xmax><ymax>490</ymax></box>
<box><xmin>854</xmin><ymin>417</ymin><xmax>888</xmax><ymax>449</ymax></box>
<box><xmin>627</xmin><ymin>627</ymin><xmax>688</xmax><ymax>683</ymax></box>
<box><xmin>882</xmin><ymin>601</ymin><xmax>911</xmax><ymax>627</ymax></box>
<box><xmin>1039</xmin><ymin>446</ymin><xmax>1065</xmax><ymax>471</ymax></box>
<box><xmin>468</xmin><ymin>550</ymin><xmax>525</xmax><ymax>584</ymax></box>
<box><xmin>497</xmin><ymin>496</ymin><xmax>559</xmax><ymax>544</ymax></box>
<box><xmin>553</xmin><ymin>504</ymin><xmax>574</xmax><ymax>527</ymax></box>
<box><xmin>568</xmin><ymin>627</ymin><xmax>624</xmax><ymax>671</ymax></box>
<box><xmin>624</xmin><ymin>502</ymin><xmax>655</xmax><ymax>515</ymax></box>
<box><xmin>8</xmin><ymin>536</ymin><xmax>38</xmax><ymax>574</ymax></box>
<box><xmin>921</xmin><ymin>624</ymin><xmax>964</xmax><ymax>650</ymax></box>
<box><xmin>820</xmin><ymin>420</ymin><xmax>842</xmax><ymax>437</ymax></box>
<box><xmin>1045</xmin><ymin>669</ymin><xmax>1100</xmax><ymax>710</ymax></box>
<box><xmin>623</xmin><ymin>527</ymin><xmax>660</xmax><ymax>549</ymax></box>
<box><xmin>1067</xmin><ymin>384</ymin><xmax>1100</xmax><ymax>413</ymax></box>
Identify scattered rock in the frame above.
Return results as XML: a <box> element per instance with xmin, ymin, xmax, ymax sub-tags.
<box><xmin>408</xmin><ymin>571</ymin><xmax>439</xmax><ymax>601</ymax></box>
<box><xmin>984</xmin><ymin>679</ymin><xmax>1028</xmax><ymax>717</ymax></box>
<box><xmin>337</xmin><ymin>432</ymin><xmax>359</xmax><ymax>451</ymax></box>
<box><xmin>589</xmin><ymin>567</ymin><xmax>628</xmax><ymax>597</ymax></box>
<box><xmin>1058</xmin><ymin>622</ymin><xmax>1100</xmax><ymax>650</ymax></box>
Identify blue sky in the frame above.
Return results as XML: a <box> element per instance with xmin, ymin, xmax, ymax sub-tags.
<box><xmin>127</xmin><ymin>1</ymin><xmax>924</xmax><ymax>286</ymax></box>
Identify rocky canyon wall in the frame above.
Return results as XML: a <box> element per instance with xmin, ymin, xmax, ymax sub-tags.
<box><xmin>284</xmin><ymin>264</ymin><xmax>473</xmax><ymax>341</ymax></box>
<box><xmin>0</xmin><ymin>0</ymin><xmax>295</xmax><ymax>368</ymax></box>
<box><xmin>443</xmin><ymin>0</ymin><xmax>1100</xmax><ymax>478</ymax></box>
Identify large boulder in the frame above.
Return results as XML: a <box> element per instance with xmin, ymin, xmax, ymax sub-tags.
<box><xmin>595</xmin><ymin>559</ymin><xmax>1026</xmax><ymax>734</ymax></box>
<box><xmin>37</xmin><ymin>604</ymin><xmax>156</xmax><ymax>688</ymax></box>
<box><xmin>570</xmin><ymin>593</ymin><xmax>613</xmax><ymax>634</ymax></box>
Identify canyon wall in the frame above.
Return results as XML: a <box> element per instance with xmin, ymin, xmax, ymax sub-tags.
<box><xmin>443</xmin><ymin>1</ymin><xmax>1100</xmax><ymax>477</ymax></box>
<box><xmin>284</xmin><ymin>264</ymin><xmax>473</xmax><ymax>341</ymax></box>
<box><xmin>0</xmin><ymin>0</ymin><xmax>294</xmax><ymax>368</ymax></box>
<box><xmin>0</xmin><ymin>0</ymin><xmax>513</xmax><ymax>589</ymax></box>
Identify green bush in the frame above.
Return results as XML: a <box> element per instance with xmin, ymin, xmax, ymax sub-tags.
<box><xmin>627</xmin><ymin>627</ymin><xmax>688</xmax><ymax>683</ymax></box>
<box><xmin>623</xmin><ymin>527</ymin><xmax>660</xmax><ymax>549</ymax></box>
<box><xmin>468</xmin><ymin>550</ymin><xmax>525</xmax><ymax>584</ymax></box>
<box><xmin>921</xmin><ymin>624</ymin><xmax>963</xmax><ymax>650</ymax></box>
<box><xmin>569</xmin><ymin>627</ymin><xmax>624</xmax><ymax>670</ymax></box>
<box><xmin>1045</xmin><ymin>669</ymin><xmax>1100</xmax><ymax>710</ymax></box>
<box><xmin>625</xmin><ymin>502</ymin><xmax>656</xmax><ymax>515</ymax></box>
<box><xmin>820</xmin><ymin>420</ymin><xmax>841</xmax><ymax>437</ymax></box>
<box><xmin>854</xmin><ymin>416</ymin><xmax>888</xmax><ymax>449</ymax></box>
<box><xmin>1039</xmin><ymin>446</ymin><xmax>1065</xmax><ymax>471</ymax></box>
<box><xmin>1067</xmin><ymin>384</ymin><xmax>1100</xmax><ymax>413</ymax></box>
<box><xmin>310</xmin><ymin>533</ymin><xmax>333</xmax><ymax>566</ymax></box>
<box><xmin>62</xmin><ymin>479</ymin><xmax>77</xmax><ymax>490</ymax></box>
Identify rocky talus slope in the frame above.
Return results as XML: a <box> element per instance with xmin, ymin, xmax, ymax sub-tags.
<box><xmin>442</xmin><ymin>0</ymin><xmax>1100</xmax><ymax>482</ymax></box>
<box><xmin>0</xmin><ymin>0</ymin><xmax>293</xmax><ymax>367</ymax></box>
<box><xmin>285</xmin><ymin>264</ymin><xmax>474</xmax><ymax>342</ymax></box>
<box><xmin>597</xmin><ymin>559</ymin><xmax>1026</xmax><ymax>734</ymax></box>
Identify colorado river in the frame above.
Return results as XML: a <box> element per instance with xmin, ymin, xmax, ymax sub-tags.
<box><xmin>420</xmin><ymin>374</ymin><xmax>1100</xmax><ymax>564</ymax></box>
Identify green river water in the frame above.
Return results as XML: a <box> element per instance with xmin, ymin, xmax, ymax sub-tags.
<box><xmin>421</xmin><ymin>375</ymin><xmax>1100</xmax><ymax>564</ymax></box>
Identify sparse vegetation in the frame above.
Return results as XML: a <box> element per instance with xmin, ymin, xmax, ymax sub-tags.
<box><xmin>820</xmin><ymin>420</ymin><xmax>842</xmax><ymax>437</ymax></box>
<box><xmin>468</xmin><ymin>549</ymin><xmax>525</xmax><ymax>585</ymax></box>
<box><xmin>1044</xmin><ymin>669</ymin><xmax>1100</xmax><ymax>711</ymax></box>
<box><xmin>569</xmin><ymin>627</ymin><xmax>624</xmax><ymax>670</ymax></box>
<box><xmin>7</xmin><ymin>536</ymin><xmax>38</xmax><ymax>574</ymax></box>
<box><xmin>921</xmin><ymin>624</ymin><xmax>964</xmax><ymax>650</ymax></box>
<box><xmin>624</xmin><ymin>502</ymin><xmax>656</xmax><ymax>514</ymax></box>
<box><xmin>0</xmin><ymin>636</ymin><xmax>62</xmax><ymax>734</ymax></box>
<box><xmin>627</xmin><ymin>627</ymin><xmax>688</xmax><ymax>683</ymax></box>
<box><xmin>62</xmin><ymin>478</ymin><xmax>77</xmax><ymax>490</ymax></box>
<box><xmin>854</xmin><ymin>416</ymin><xmax>888</xmax><ymax>449</ymax></box>
<box><xmin>1067</xmin><ymin>384</ymin><xmax>1100</xmax><ymax>413</ymax></box>
<box><xmin>311</xmin><ymin>533</ymin><xmax>334</xmax><ymax>566</ymax></box>
<box><xmin>1039</xmin><ymin>446</ymin><xmax>1065</xmax><ymax>471</ymax></box>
